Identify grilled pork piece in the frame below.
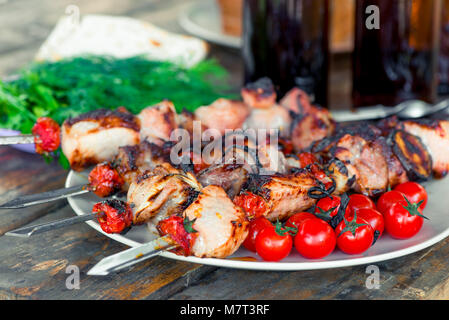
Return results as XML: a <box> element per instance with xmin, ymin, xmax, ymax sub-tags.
<box><xmin>61</xmin><ymin>109</ymin><xmax>140</xmax><ymax>171</ymax></box>
<box><xmin>240</xmin><ymin>171</ymin><xmax>318</xmax><ymax>222</ymax></box>
<box><xmin>182</xmin><ymin>185</ymin><xmax>249</xmax><ymax>258</ymax></box>
<box><xmin>197</xmin><ymin>164</ymin><xmax>249</xmax><ymax>199</ymax></box>
<box><xmin>194</xmin><ymin>98</ymin><xmax>250</xmax><ymax>135</ymax></box>
<box><xmin>138</xmin><ymin>100</ymin><xmax>178</xmax><ymax>144</ymax></box>
<box><xmin>280</xmin><ymin>87</ymin><xmax>336</xmax><ymax>152</ymax></box>
<box><xmin>332</xmin><ymin>132</ymin><xmax>389</xmax><ymax>197</ymax></box>
<box><xmin>243</xmin><ymin>105</ymin><xmax>292</xmax><ymax>137</ymax></box>
<box><xmin>400</xmin><ymin>120</ymin><xmax>449</xmax><ymax>178</ymax></box>
<box><xmin>241</xmin><ymin>77</ymin><xmax>277</xmax><ymax>109</ymax></box>
<box><xmin>290</xmin><ymin>107</ymin><xmax>336</xmax><ymax>152</ymax></box>
<box><xmin>127</xmin><ymin>164</ymin><xmax>197</xmax><ymax>229</ymax></box>
<box><xmin>112</xmin><ymin>141</ymin><xmax>170</xmax><ymax>189</ymax></box>
<box><xmin>279</xmin><ymin>87</ymin><xmax>314</xmax><ymax>114</ymax></box>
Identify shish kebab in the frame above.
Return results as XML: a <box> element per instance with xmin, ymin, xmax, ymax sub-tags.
<box><xmin>5</xmin><ymin>78</ymin><xmax>449</xmax><ymax>264</ymax></box>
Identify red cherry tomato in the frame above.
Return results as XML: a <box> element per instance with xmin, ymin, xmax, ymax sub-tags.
<box><xmin>285</xmin><ymin>212</ymin><xmax>317</xmax><ymax>229</ymax></box>
<box><xmin>347</xmin><ymin>194</ymin><xmax>375</xmax><ymax>214</ymax></box>
<box><xmin>255</xmin><ymin>222</ymin><xmax>293</xmax><ymax>262</ymax></box>
<box><xmin>32</xmin><ymin>117</ymin><xmax>61</xmax><ymax>154</ymax></box>
<box><xmin>93</xmin><ymin>200</ymin><xmax>133</xmax><ymax>234</ymax></box>
<box><xmin>157</xmin><ymin>215</ymin><xmax>198</xmax><ymax>256</ymax></box>
<box><xmin>294</xmin><ymin>218</ymin><xmax>336</xmax><ymax>259</ymax></box>
<box><xmin>354</xmin><ymin>208</ymin><xmax>385</xmax><ymax>239</ymax></box>
<box><xmin>335</xmin><ymin>213</ymin><xmax>374</xmax><ymax>255</ymax></box>
<box><xmin>88</xmin><ymin>163</ymin><xmax>124</xmax><ymax>197</ymax></box>
<box><xmin>298</xmin><ymin>152</ymin><xmax>318</xmax><ymax>168</ymax></box>
<box><xmin>243</xmin><ymin>217</ymin><xmax>273</xmax><ymax>252</ymax></box>
<box><xmin>315</xmin><ymin>196</ymin><xmax>341</xmax><ymax>222</ymax></box>
<box><xmin>377</xmin><ymin>190</ymin><xmax>407</xmax><ymax>215</ymax></box>
<box><xmin>233</xmin><ymin>192</ymin><xmax>268</xmax><ymax>219</ymax></box>
<box><xmin>384</xmin><ymin>199</ymin><xmax>426</xmax><ymax>239</ymax></box>
<box><xmin>394</xmin><ymin>182</ymin><xmax>428</xmax><ymax>210</ymax></box>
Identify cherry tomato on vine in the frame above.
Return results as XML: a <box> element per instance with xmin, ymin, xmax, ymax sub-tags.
<box><xmin>314</xmin><ymin>196</ymin><xmax>343</xmax><ymax>222</ymax></box>
<box><xmin>353</xmin><ymin>208</ymin><xmax>385</xmax><ymax>239</ymax></box>
<box><xmin>376</xmin><ymin>190</ymin><xmax>407</xmax><ymax>215</ymax></box>
<box><xmin>394</xmin><ymin>182</ymin><xmax>428</xmax><ymax>210</ymax></box>
<box><xmin>243</xmin><ymin>216</ymin><xmax>273</xmax><ymax>252</ymax></box>
<box><xmin>285</xmin><ymin>212</ymin><xmax>316</xmax><ymax>229</ymax></box>
<box><xmin>384</xmin><ymin>198</ymin><xmax>427</xmax><ymax>239</ymax></box>
<box><xmin>294</xmin><ymin>218</ymin><xmax>336</xmax><ymax>259</ymax></box>
<box><xmin>347</xmin><ymin>194</ymin><xmax>375</xmax><ymax>214</ymax></box>
<box><xmin>335</xmin><ymin>212</ymin><xmax>374</xmax><ymax>255</ymax></box>
<box><xmin>255</xmin><ymin>221</ymin><xmax>295</xmax><ymax>262</ymax></box>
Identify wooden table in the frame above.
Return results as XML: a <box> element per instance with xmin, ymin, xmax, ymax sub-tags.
<box><xmin>1</xmin><ymin>0</ymin><xmax>449</xmax><ymax>300</ymax></box>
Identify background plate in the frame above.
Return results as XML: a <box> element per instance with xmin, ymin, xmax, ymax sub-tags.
<box><xmin>66</xmin><ymin>170</ymin><xmax>449</xmax><ymax>271</ymax></box>
<box><xmin>178</xmin><ymin>1</ymin><xmax>241</xmax><ymax>49</ymax></box>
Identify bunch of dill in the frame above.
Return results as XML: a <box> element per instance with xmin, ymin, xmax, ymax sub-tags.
<box><xmin>0</xmin><ymin>55</ymin><xmax>236</xmax><ymax>134</ymax></box>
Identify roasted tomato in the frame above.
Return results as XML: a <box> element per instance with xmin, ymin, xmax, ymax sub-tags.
<box><xmin>233</xmin><ymin>191</ymin><xmax>268</xmax><ymax>219</ymax></box>
<box><xmin>88</xmin><ymin>163</ymin><xmax>124</xmax><ymax>197</ymax></box>
<box><xmin>298</xmin><ymin>152</ymin><xmax>318</xmax><ymax>168</ymax></box>
<box><xmin>157</xmin><ymin>215</ymin><xmax>198</xmax><ymax>256</ymax></box>
<box><xmin>32</xmin><ymin>117</ymin><xmax>61</xmax><ymax>154</ymax></box>
<box><xmin>93</xmin><ymin>199</ymin><xmax>133</xmax><ymax>234</ymax></box>
<box><xmin>394</xmin><ymin>182</ymin><xmax>428</xmax><ymax>210</ymax></box>
<box><xmin>243</xmin><ymin>216</ymin><xmax>273</xmax><ymax>252</ymax></box>
<box><xmin>279</xmin><ymin>138</ymin><xmax>294</xmax><ymax>155</ymax></box>
<box><xmin>384</xmin><ymin>198</ymin><xmax>427</xmax><ymax>239</ymax></box>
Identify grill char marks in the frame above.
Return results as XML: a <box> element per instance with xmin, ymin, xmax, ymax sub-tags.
<box><xmin>400</xmin><ymin>120</ymin><xmax>449</xmax><ymax>178</ymax></box>
<box><xmin>62</xmin><ymin>108</ymin><xmax>141</xmax><ymax>171</ymax></box>
<box><xmin>65</xmin><ymin>108</ymin><xmax>140</xmax><ymax>131</ymax></box>
<box><xmin>240</xmin><ymin>171</ymin><xmax>318</xmax><ymax>222</ymax></box>
<box><xmin>241</xmin><ymin>77</ymin><xmax>277</xmax><ymax>109</ymax></box>
<box><xmin>388</xmin><ymin>130</ymin><xmax>432</xmax><ymax>181</ymax></box>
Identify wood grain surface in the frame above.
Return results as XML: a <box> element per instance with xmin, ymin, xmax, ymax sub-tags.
<box><xmin>0</xmin><ymin>0</ymin><xmax>448</xmax><ymax>300</ymax></box>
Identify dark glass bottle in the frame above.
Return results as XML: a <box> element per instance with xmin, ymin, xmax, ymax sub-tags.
<box><xmin>353</xmin><ymin>0</ymin><xmax>441</xmax><ymax>107</ymax></box>
<box><xmin>242</xmin><ymin>0</ymin><xmax>330</xmax><ymax>107</ymax></box>
<box><xmin>438</xmin><ymin>0</ymin><xmax>449</xmax><ymax>95</ymax></box>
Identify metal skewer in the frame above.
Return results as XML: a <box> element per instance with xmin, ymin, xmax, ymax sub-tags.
<box><xmin>0</xmin><ymin>134</ymin><xmax>35</xmax><ymax>145</ymax></box>
<box><xmin>0</xmin><ymin>184</ymin><xmax>89</xmax><ymax>209</ymax></box>
<box><xmin>5</xmin><ymin>210</ymin><xmax>176</xmax><ymax>275</ymax></box>
<box><xmin>5</xmin><ymin>212</ymin><xmax>97</xmax><ymax>237</ymax></box>
<box><xmin>87</xmin><ymin>235</ymin><xmax>176</xmax><ymax>276</ymax></box>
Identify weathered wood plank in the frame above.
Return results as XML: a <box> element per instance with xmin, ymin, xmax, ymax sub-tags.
<box><xmin>0</xmin><ymin>205</ymin><xmax>216</xmax><ymax>300</ymax></box>
<box><xmin>167</xmin><ymin>238</ymin><xmax>449</xmax><ymax>300</ymax></box>
<box><xmin>0</xmin><ymin>147</ymin><xmax>68</xmax><ymax>234</ymax></box>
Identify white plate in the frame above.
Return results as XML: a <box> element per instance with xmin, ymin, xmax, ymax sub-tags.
<box><xmin>66</xmin><ymin>170</ymin><xmax>449</xmax><ymax>271</ymax></box>
<box><xmin>178</xmin><ymin>1</ymin><xmax>241</xmax><ymax>49</ymax></box>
